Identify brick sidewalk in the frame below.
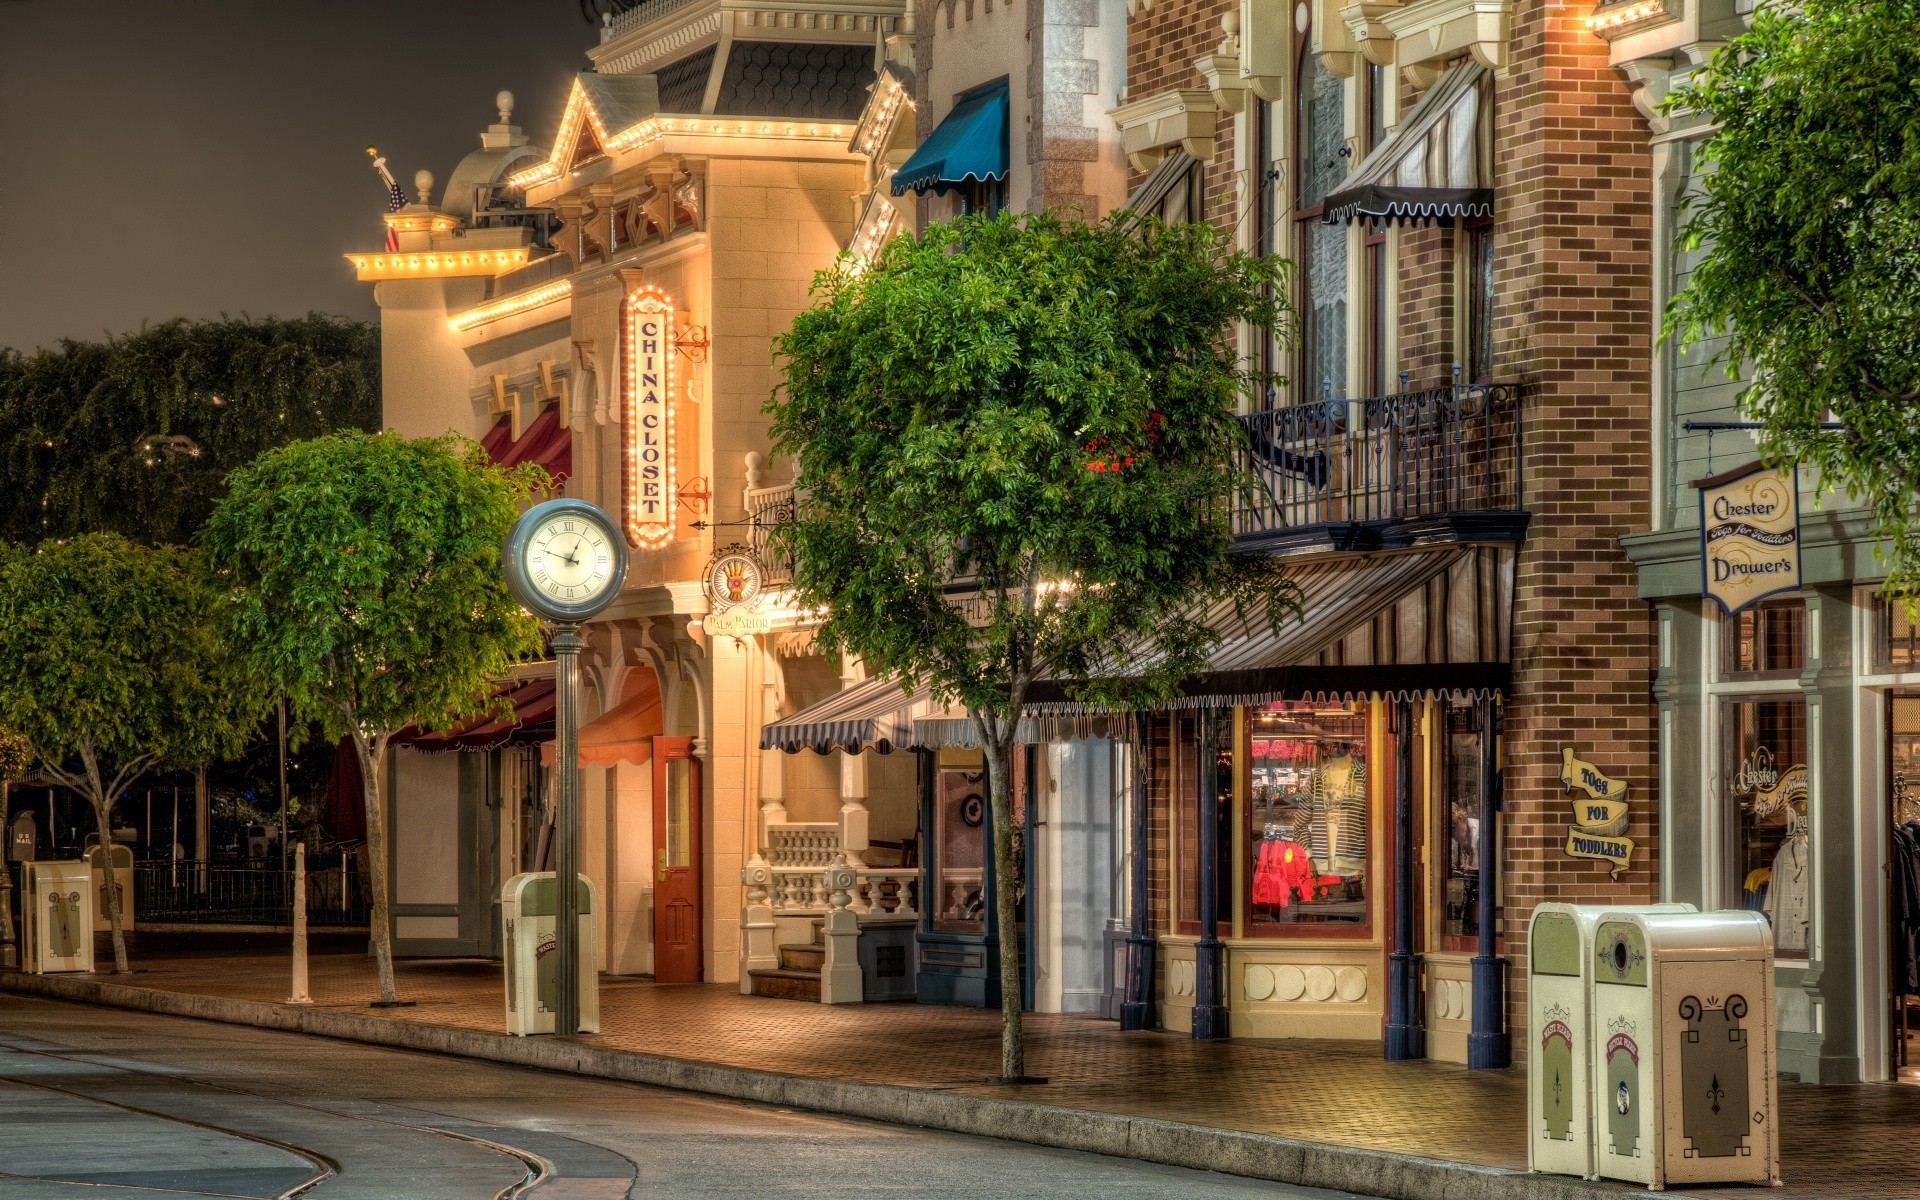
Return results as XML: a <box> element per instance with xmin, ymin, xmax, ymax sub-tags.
<box><xmin>10</xmin><ymin>932</ymin><xmax>1917</xmax><ymax>1199</ymax></box>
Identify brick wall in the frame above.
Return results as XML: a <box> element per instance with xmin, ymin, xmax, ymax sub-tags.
<box><xmin>1490</xmin><ymin>0</ymin><xmax>1660</xmax><ymax>1062</ymax></box>
<box><xmin>1396</xmin><ymin>224</ymin><xmax>1456</xmax><ymax>386</ymax></box>
<box><xmin>1126</xmin><ymin>0</ymin><xmax>1237</xmax><ymax>238</ymax></box>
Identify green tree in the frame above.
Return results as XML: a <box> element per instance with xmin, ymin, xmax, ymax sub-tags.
<box><xmin>0</xmin><ymin>315</ymin><xmax>380</xmax><ymax>546</ymax></box>
<box><xmin>769</xmin><ymin>211</ymin><xmax>1297</xmax><ymax>1079</ymax></box>
<box><xmin>1665</xmin><ymin>0</ymin><xmax>1920</xmax><ymax>603</ymax></box>
<box><xmin>0</xmin><ymin>535</ymin><xmax>264</xmax><ymax>971</ymax></box>
<box><xmin>203</xmin><ymin>431</ymin><xmax>545</xmax><ymax>1003</ymax></box>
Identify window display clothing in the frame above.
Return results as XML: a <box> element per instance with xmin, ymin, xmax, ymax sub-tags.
<box><xmin>1765</xmin><ymin>830</ymin><xmax>1809</xmax><ymax>954</ymax></box>
<box><xmin>1307</xmin><ymin>752</ymin><xmax>1368</xmax><ymax>876</ymax></box>
<box><xmin>1252</xmin><ymin>837</ymin><xmax>1313</xmax><ymax>908</ymax></box>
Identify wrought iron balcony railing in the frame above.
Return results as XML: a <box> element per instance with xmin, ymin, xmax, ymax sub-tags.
<box><xmin>1234</xmin><ymin>381</ymin><xmax>1527</xmax><ymax>554</ymax></box>
<box><xmin>747</xmin><ymin>483</ymin><xmax>796</xmax><ymax>584</ymax></box>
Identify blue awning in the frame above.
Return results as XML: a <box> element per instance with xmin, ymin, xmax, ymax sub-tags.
<box><xmin>890</xmin><ymin>81</ymin><xmax>1008</xmax><ymax>196</ymax></box>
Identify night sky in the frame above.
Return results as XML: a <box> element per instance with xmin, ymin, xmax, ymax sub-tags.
<box><xmin>0</xmin><ymin>0</ymin><xmax>596</xmax><ymax>352</ymax></box>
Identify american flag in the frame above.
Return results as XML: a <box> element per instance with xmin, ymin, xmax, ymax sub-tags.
<box><xmin>368</xmin><ymin>148</ymin><xmax>407</xmax><ymax>251</ymax></box>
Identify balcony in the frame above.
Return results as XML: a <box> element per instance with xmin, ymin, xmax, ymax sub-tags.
<box><xmin>747</xmin><ymin>482</ymin><xmax>796</xmax><ymax>585</ymax></box>
<box><xmin>1233</xmin><ymin>382</ymin><xmax>1527</xmax><ymax>556</ymax></box>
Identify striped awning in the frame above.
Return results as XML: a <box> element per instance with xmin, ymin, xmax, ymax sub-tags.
<box><xmin>760</xmin><ymin>677</ymin><xmax>940</xmax><ymax>753</ymax></box>
<box><xmin>1322</xmin><ymin>60</ymin><xmax>1490</xmax><ymax>226</ymax></box>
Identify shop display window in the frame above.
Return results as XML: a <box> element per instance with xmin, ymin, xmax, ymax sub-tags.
<box><xmin>1442</xmin><ymin>703</ymin><xmax>1483</xmax><ymax>945</ymax></box>
<box><xmin>1247</xmin><ymin>702</ymin><xmax>1370</xmax><ymax>931</ymax></box>
<box><xmin>1177</xmin><ymin>716</ymin><xmax>1233</xmax><ymax>935</ymax></box>
<box><xmin>933</xmin><ymin>766</ymin><xmax>986</xmax><ymax>933</ymax></box>
<box><xmin>1721</xmin><ymin>598</ymin><xmax>1805</xmax><ymax>678</ymax></box>
<box><xmin>1894</xmin><ymin>696</ymin><xmax>1920</xmax><ymax>826</ymax></box>
<box><xmin>1723</xmin><ymin>696</ymin><xmax>1809</xmax><ymax>957</ymax></box>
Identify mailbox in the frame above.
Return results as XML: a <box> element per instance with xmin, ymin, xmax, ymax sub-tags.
<box><xmin>22</xmin><ymin>861</ymin><xmax>93</xmax><ymax>973</ymax></box>
<box><xmin>84</xmin><ymin>843</ymin><xmax>134</xmax><ymax>931</ymax></box>
<box><xmin>1528</xmin><ymin>902</ymin><xmax>1694</xmax><ymax>1180</ymax></box>
<box><xmin>1589</xmin><ymin>910</ymin><xmax>1779</xmax><ymax>1189</ymax></box>
<box><xmin>501</xmin><ymin>872</ymin><xmax>598</xmax><ymax>1036</ymax></box>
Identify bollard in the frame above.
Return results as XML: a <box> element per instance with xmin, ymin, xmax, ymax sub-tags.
<box><xmin>288</xmin><ymin>842</ymin><xmax>312</xmax><ymax>1005</ymax></box>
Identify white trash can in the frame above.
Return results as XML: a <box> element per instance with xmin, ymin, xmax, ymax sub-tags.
<box><xmin>23</xmin><ymin>861</ymin><xmax>93</xmax><ymax>974</ymax></box>
<box><xmin>1589</xmin><ymin>909</ymin><xmax>1779</xmax><ymax>1189</ymax></box>
<box><xmin>501</xmin><ymin>872</ymin><xmax>598</xmax><ymax>1036</ymax></box>
<box><xmin>1528</xmin><ymin>902</ymin><xmax>1694</xmax><ymax>1180</ymax></box>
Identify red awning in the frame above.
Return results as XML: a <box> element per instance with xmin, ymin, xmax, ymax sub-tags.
<box><xmin>541</xmin><ymin>671</ymin><xmax>663</xmax><ymax>768</ymax></box>
<box><xmin>321</xmin><ymin>737</ymin><xmax>367</xmax><ymax>845</ymax></box>
<box><xmin>393</xmin><ymin>677</ymin><xmax>557</xmax><ymax>754</ymax></box>
<box><xmin>480</xmin><ymin>414</ymin><xmax>514</xmax><ymax>460</ymax></box>
<box><xmin>493</xmin><ymin>405</ymin><xmax>573</xmax><ymax>486</ymax></box>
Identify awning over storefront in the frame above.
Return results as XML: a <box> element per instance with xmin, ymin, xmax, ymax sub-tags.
<box><xmin>1027</xmin><ymin>547</ymin><xmax>1508</xmax><ymax>711</ymax></box>
<box><xmin>489</xmin><ymin>406</ymin><xmax>573</xmax><ymax>486</ymax></box>
<box><xmin>760</xmin><ymin>676</ymin><xmax>941</xmax><ymax>753</ymax></box>
<box><xmin>541</xmin><ymin>673</ymin><xmax>663</xmax><ymax>768</ymax></box>
<box><xmin>1323</xmin><ymin>61</ymin><xmax>1491</xmax><ymax>226</ymax></box>
<box><xmin>891</xmin><ymin>80</ymin><xmax>1008</xmax><ymax>197</ymax></box>
<box><xmin>1119</xmin><ymin>149</ymin><xmax>1200</xmax><ymax>227</ymax></box>
<box><xmin>393</xmin><ymin>677</ymin><xmax>557</xmax><ymax>754</ymax></box>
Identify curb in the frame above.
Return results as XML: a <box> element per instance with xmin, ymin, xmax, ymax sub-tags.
<box><xmin>1</xmin><ymin>971</ymin><xmax>1678</xmax><ymax>1200</ymax></box>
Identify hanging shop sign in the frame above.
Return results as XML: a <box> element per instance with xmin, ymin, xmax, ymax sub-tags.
<box><xmin>1561</xmin><ymin>746</ymin><xmax>1633</xmax><ymax>879</ymax></box>
<box><xmin>700</xmin><ymin>544</ymin><xmax>771</xmax><ymax>638</ymax></box>
<box><xmin>1696</xmin><ymin>463</ymin><xmax>1802</xmax><ymax>616</ymax></box>
<box><xmin>622</xmin><ymin>284</ymin><xmax>679</xmax><ymax>549</ymax></box>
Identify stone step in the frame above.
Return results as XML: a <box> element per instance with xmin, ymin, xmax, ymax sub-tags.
<box><xmin>748</xmin><ymin>968</ymin><xmax>821</xmax><ymax>1002</ymax></box>
<box><xmin>778</xmin><ymin>943</ymin><xmax>825</xmax><ymax>972</ymax></box>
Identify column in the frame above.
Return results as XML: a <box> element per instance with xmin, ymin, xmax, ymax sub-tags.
<box><xmin>1802</xmin><ymin>584</ymin><xmax>1861</xmax><ymax>1083</ymax></box>
<box><xmin>837</xmin><ymin>654</ymin><xmax>870</xmax><ymax>867</ymax></box>
<box><xmin>1468</xmin><ymin>694</ymin><xmax>1509</xmax><ymax>1068</ymax></box>
<box><xmin>1192</xmin><ymin>708</ymin><xmax>1227</xmax><ymax>1039</ymax></box>
<box><xmin>758</xmin><ymin>638</ymin><xmax>787</xmax><ymax>843</ymax></box>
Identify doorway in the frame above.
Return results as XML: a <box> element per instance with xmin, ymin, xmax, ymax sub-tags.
<box><xmin>652</xmin><ymin>736</ymin><xmax>702</xmax><ymax>983</ymax></box>
<box><xmin>1889</xmin><ymin>693</ymin><xmax>1920</xmax><ymax>1082</ymax></box>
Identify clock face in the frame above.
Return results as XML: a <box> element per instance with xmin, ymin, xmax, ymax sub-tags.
<box><xmin>505</xmin><ymin>499</ymin><xmax>629</xmax><ymax>622</ymax></box>
<box><xmin>525</xmin><ymin>513</ymin><xmax>617</xmax><ymax>607</ymax></box>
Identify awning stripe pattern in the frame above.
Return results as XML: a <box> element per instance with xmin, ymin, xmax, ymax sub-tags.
<box><xmin>1323</xmin><ymin>61</ymin><xmax>1491</xmax><ymax>226</ymax></box>
<box><xmin>891</xmin><ymin>80</ymin><xmax>1008</xmax><ymax>196</ymax></box>
<box><xmin>1118</xmin><ymin>149</ymin><xmax>1197</xmax><ymax>226</ymax></box>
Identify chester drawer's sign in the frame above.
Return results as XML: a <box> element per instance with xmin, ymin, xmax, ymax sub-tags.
<box><xmin>1696</xmin><ymin>463</ymin><xmax>1801</xmax><ymax>615</ymax></box>
<box><xmin>1561</xmin><ymin>746</ymin><xmax>1633</xmax><ymax>879</ymax></box>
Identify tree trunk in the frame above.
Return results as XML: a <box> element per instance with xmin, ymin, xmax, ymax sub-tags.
<box><xmin>980</xmin><ymin>717</ymin><xmax>1025</xmax><ymax>1082</ymax></box>
<box><xmin>355</xmin><ymin>731</ymin><xmax>398</xmax><ymax>1004</ymax></box>
<box><xmin>88</xmin><ymin>796</ymin><xmax>129</xmax><ymax>973</ymax></box>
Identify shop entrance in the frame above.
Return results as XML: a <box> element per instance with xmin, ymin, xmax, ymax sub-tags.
<box><xmin>652</xmin><ymin>736</ymin><xmax>702</xmax><ymax>983</ymax></box>
<box><xmin>1888</xmin><ymin>692</ymin><xmax>1920</xmax><ymax>1082</ymax></box>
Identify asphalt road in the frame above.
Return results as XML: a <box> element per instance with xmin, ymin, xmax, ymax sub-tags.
<box><xmin>0</xmin><ymin>994</ymin><xmax>1367</xmax><ymax>1199</ymax></box>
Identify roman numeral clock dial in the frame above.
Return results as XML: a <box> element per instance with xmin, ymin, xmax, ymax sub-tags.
<box><xmin>504</xmin><ymin>499</ymin><xmax>629</xmax><ymax>623</ymax></box>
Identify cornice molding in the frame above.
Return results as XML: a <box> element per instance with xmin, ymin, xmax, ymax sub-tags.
<box><xmin>1109</xmin><ymin>88</ymin><xmax>1219</xmax><ymax>171</ymax></box>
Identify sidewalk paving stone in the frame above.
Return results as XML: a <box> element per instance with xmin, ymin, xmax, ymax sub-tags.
<box><xmin>4</xmin><ymin>932</ymin><xmax>1915</xmax><ymax>1200</ymax></box>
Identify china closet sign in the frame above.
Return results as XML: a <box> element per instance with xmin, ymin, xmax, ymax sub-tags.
<box><xmin>1560</xmin><ymin>746</ymin><xmax>1633</xmax><ymax>878</ymax></box>
<box><xmin>622</xmin><ymin>283</ymin><xmax>679</xmax><ymax>550</ymax></box>
<box><xmin>1696</xmin><ymin>464</ymin><xmax>1802</xmax><ymax>615</ymax></box>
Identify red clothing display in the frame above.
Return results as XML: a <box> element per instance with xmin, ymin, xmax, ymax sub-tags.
<box><xmin>1252</xmin><ymin>838</ymin><xmax>1313</xmax><ymax>908</ymax></box>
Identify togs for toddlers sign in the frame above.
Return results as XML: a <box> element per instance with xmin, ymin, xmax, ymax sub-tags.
<box><xmin>1696</xmin><ymin>463</ymin><xmax>1802</xmax><ymax>615</ymax></box>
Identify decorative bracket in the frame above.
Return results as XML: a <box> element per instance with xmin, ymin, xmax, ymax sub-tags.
<box><xmin>1109</xmin><ymin>88</ymin><xmax>1220</xmax><ymax>171</ymax></box>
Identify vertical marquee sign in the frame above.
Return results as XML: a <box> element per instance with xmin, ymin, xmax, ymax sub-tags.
<box><xmin>621</xmin><ymin>283</ymin><xmax>678</xmax><ymax>549</ymax></box>
<box><xmin>1696</xmin><ymin>463</ymin><xmax>1801</xmax><ymax>616</ymax></box>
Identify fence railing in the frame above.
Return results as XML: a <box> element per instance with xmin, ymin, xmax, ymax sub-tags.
<box><xmin>135</xmin><ymin>857</ymin><xmax>370</xmax><ymax>928</ymax></box>
<box><xmin>747</xmin><ymin>483</ymin><xmax>796</xmax><ymax>584</ymax></box>
<box><xmin>1233</xmin><ymin>381</ymin><xmax>1523</xmax><ymax>547</ymax></box>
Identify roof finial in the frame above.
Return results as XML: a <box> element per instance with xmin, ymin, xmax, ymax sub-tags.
<box><xmin>413</xmin><ymin>169</ymin><xmax>434</xmax><ymax>206</ymax></box>
<box><xmin>496</xmin><ymin>90</ymin><xmax>515</xmax><ymax>123</ymax></box>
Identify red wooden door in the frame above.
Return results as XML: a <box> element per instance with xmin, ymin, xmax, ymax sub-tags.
<box><xmin>651</xmin><ymin>736</ymin><xmax>703</xmax><ymax>982</ymax></box>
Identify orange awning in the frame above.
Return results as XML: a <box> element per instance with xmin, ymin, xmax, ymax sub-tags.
<box><xmin>542</xmin><ymin>672</ymin><xmax>662</xmax><ymax>768</ymax></box>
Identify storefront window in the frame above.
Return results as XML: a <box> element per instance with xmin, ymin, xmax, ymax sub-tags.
<box><xmin>1722</xmin><ymin>598</ymin><xmax>1805</xmax><ymax>677</ymax></box>
<box><xmin>1178</xmin><ymin>715</ymin><xmax>1233</xmax><ymax>934</ymax></box>
<box><xmin>1248</xmin><ymin>702</ymin><xmax>1369</xmax><ymax>930</ymax></box>
<box><xmin>1443</xmin><ymin>703</ymin><xmax>1482</xmax><ymax>943</ymax></box>
<box><xmin>1724</xmin><ymin>697</ymin><xmax>1809</xmax><ymax>956</ymax></box>
<box><xmin>934</xmin><ymin>765</ymin><xmax>986</xmax><ymax>933</ymax></box>
<box><xmin>1894</xmin><ymin>696</ymin><xmax>1920</xmax><ymax>826</ymax></box>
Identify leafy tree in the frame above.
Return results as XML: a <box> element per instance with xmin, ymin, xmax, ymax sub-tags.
<box><xmin>0</xmin><ymin>535</ymin><xmax>264</xmax><ymax>971</ymax></box>
<box><xmin>1665</xmin><ymin>0</ymin><xmax>1920</xmax><ymax>603</ymax></box>
<box><xmin>769</xmin><ymin>211</ymin><xmax>1297</xmax><ymax>1080</ymax></box>
<box><xmin>203</xmin><ymin>431</ymin><xmax>545</xmax><ymax>1003</ymax></box>
<box><xmin>0</xmin><ymin>315</ymin><xmax>380</xmax><ymax>546</ymax></box>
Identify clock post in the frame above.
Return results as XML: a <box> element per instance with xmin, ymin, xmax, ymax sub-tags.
<box><xmin>502</xmin><ymin>498</ymin><xmax>629</xmax><ymax>1040</ymax></box>
<box><xmin>551</xmin><ymin>619</ymin><xmax>584</xmax><ymax>1036</ymax></box>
